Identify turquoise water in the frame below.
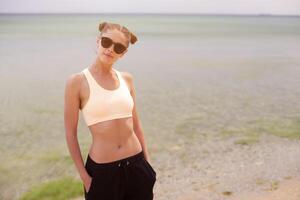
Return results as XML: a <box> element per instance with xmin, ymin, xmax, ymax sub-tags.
<box><xmin>0</xmin><ymin>14</ymin><xmax>300</xmax><ymax>200</ymax></box>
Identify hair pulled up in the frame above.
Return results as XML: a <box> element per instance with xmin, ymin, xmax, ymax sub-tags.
<box><xmin>98</xmin><ymin>21</ymin><xmax>138</xmax><ymax>47</ymax></box>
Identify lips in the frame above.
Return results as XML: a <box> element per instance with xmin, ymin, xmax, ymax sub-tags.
<box><xmin>104</xmin><ymin>53</ymin><xmax>113</xmax><ymax>58</ymax></box>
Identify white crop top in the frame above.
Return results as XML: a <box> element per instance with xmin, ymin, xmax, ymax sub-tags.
<box><xmin>81</xmin><ymin>67</ymin><xmax>134</xmax><ymax>126</ymax></box>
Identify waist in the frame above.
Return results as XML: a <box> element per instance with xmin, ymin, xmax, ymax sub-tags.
<box><xmin>88</xmin><ymin>133</ymin><xmax>142</xmax><ymax>163</ymax></box>
<box><xmin>85</xmin><ymin>150</ymin><xmax>145</xmax><ymax>176</ymax></box>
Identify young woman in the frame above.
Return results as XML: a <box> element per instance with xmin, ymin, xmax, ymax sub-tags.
<box><xmin>64</xmin><ymin>21</ymin><xmax>157</xmax><ymax>200</ymax></box>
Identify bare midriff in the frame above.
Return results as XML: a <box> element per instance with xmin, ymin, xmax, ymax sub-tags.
<box><xmin>86</xmin><ymin>116</ymin><xmax>143</xmax><ymax>164</ymax></box>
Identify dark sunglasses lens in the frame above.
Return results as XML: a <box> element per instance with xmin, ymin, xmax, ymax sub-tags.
<box><xmin>114</xmin><ymin>44</ymin><xmax>126</xmax><ymax>54</ymax></box>
<box><xmin>101</xmin><ymin>37</ymin><xmax>112</xmax><ymax>48</ymax></box>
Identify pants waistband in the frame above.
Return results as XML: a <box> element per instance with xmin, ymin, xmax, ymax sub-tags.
<box><xmin>86</xmin><ymin>150</ymin><xmax>144</xmax><ymax>169</ymax></box>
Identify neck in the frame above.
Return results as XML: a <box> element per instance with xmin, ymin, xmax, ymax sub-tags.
<box><xmin>91</xmin><ymin>56</ymin><xmax>113</xmax><ymax>74</ymax></box>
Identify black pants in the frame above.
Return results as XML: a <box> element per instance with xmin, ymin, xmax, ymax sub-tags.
<box><xmin>84</xmin><ymin>150</ymin><xmax>157</xmax><ymax>200</ymax></box>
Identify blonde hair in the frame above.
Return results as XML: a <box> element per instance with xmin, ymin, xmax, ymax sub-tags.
<box><xmin>98</xmin><ymin>21</ymin><xmax>138</xmax><ymax>48</ymax></box>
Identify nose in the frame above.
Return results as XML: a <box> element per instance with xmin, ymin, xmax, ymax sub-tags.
<box><xmin>108</xmin><ymin>43</ymin><xmax>114</xmax><ymax>52</ymax></box>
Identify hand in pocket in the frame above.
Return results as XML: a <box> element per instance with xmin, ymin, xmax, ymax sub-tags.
<box><xmin>84</xmin><ymin>176</ymin><xmax>93</xmax><ymax>193</ymax></box>
<box><xmin>144</xmin><ymin>158</ymin><xmax>157</xmax><ymax>176</ymax></box>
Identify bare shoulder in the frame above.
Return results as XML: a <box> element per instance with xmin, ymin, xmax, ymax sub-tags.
<box><xmin>65</xmin><ymin>71</ymin><xmax>85</xmax><ymax>94</ymax></box>
<box><xmin>119</xmin><ymin>71</ymin><xmax>134</xmax><ymax>82</ymax></box>
<box><xmin>119</xmin><ymin>71</ymin><xmax>134</xmax><ymax>90</ymax></box>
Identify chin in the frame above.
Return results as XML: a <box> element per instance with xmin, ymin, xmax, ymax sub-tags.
<box><xmin>99</xmin><ymin>55</ymin><xmax>113</xmax><ymax>64</ymax></box>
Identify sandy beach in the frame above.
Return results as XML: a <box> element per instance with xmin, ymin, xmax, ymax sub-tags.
<box><xmin>170</xmin><ymin>177</ymin><xmax>300</xmax><ymax>200</ymax></box>
<box><xmin>150</xmin><ymin>133</ymin><xmax>300</xmax><ymax>200</ymax></box>
<box><xmin>229</xmin><ymin>177</ymin><xmax>300</xmax><ymax>200</ymax></box>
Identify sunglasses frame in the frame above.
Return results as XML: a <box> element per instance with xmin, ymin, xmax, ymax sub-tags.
<box><xmin>100</xmin><ymin>36</ymin><xmax>127</xmax><ymax>54</ymax></box>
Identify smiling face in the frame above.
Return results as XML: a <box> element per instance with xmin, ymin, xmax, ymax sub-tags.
<box><xmin>96</xmin><ymin>29</ymin><xmax>129</xmax><ymax>65</ymax></box>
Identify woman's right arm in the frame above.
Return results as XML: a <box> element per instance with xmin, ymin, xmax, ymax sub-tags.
<box><xmin>64</xmin><ymin>74</ymin><xmax>90</xmax><ymax>183</ymax></box>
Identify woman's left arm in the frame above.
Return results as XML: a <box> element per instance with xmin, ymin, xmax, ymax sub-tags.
<box><xmin>122</xmin><ymin>71</ymin><xmax>152</xmax><ymax>163</ymax></box>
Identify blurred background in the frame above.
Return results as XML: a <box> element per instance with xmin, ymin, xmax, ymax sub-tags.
<box><xmin>0</xmin><ymin>1</ymin><xmax>300</xmax><ymax>200</ymax></box>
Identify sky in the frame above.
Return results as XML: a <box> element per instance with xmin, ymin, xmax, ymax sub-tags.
<box><xmin>1</xmin><ymin>0</ymin><xmax>300</xmax><ymax>15</ymax></box>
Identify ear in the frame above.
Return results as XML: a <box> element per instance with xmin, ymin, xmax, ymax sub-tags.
<box><xmin>96</xmin><ymin>36</ymin><xmax>101</xmax><ymax>46</ymax></box>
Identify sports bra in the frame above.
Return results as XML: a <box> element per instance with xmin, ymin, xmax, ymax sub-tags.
<box><xmin>80</xmin><ymin>67</ymin><xmax>134</xmax><ymax>126</ymax></box>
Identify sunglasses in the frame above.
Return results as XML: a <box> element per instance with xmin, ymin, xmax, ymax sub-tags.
<box><xmin>100</xmin><ymin>36</ymin><xmax>127</xmax><ymax>54</ymax></box>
